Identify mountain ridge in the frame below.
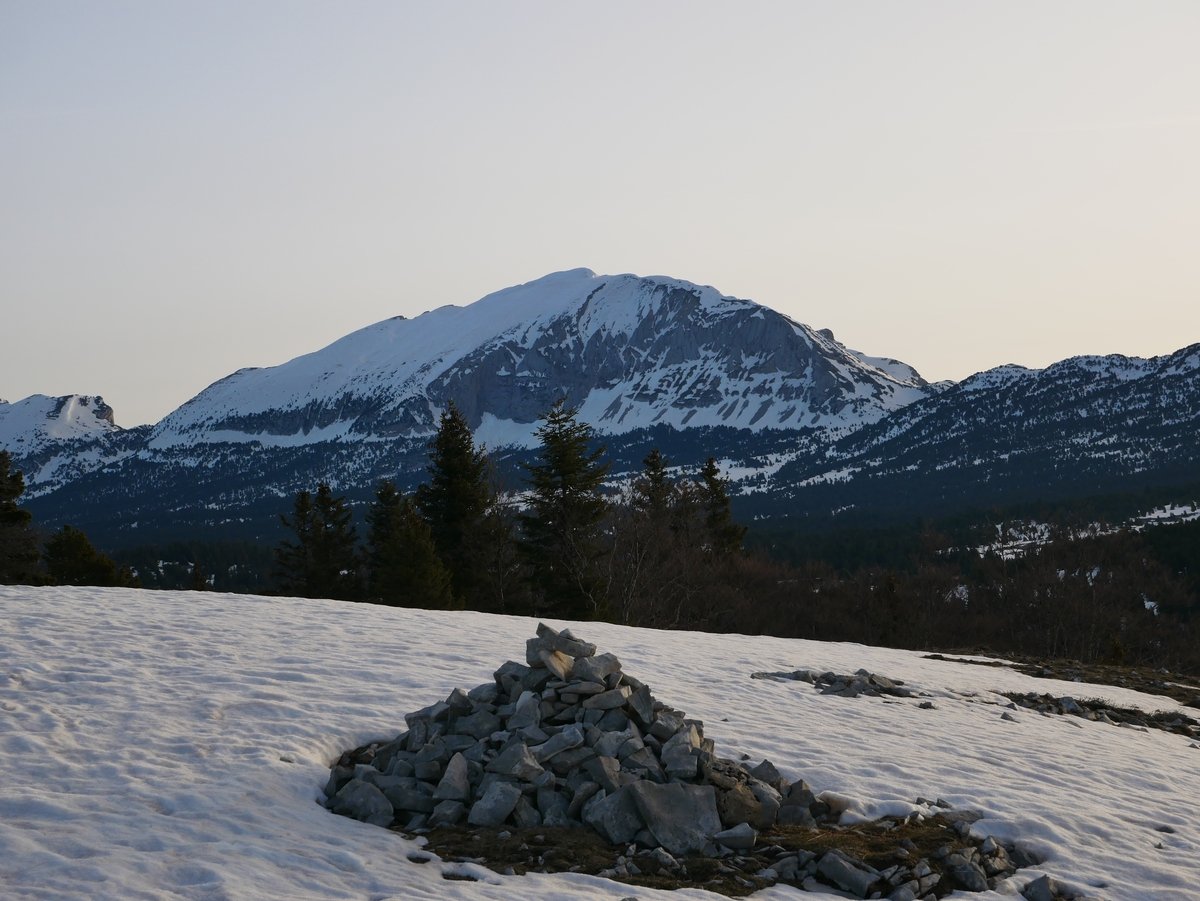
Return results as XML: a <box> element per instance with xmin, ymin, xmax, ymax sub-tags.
<box><xmin>3</xmin><ymin>270</ymin><xmax>1197</xmax><ymax>545</ymax></box>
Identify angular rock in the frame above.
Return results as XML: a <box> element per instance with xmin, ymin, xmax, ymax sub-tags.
<box><xmin>485</xmin><ymin>743</ymin><xmax>544</xmax><ymax>781</ymax></box>
<box><xmin>944</xmin><ymin>853</ymin><xmax>989</xmax><ymax>891</ymax></box>
<box><xmin>627</xmin><ymin>781</ymin><xmax>723</xmax><ymax>856</ymax></box>
<box><xmin>467</xmin><ymin>781</ymin><xmax>523</xmax><ymax>827</ymax></box>
<box><xmin>532</xmin><ymin>723</ymin><xmax>585</xmax><ymax>762</ymax></box>
<box><xmin>454</xmin><ymin>710</ymin><xmax>501</xmax><ymax>740</ymax></box>
<box><xmin>713</xmin><ymin>821</ymin><xmax>757</xmax><ymax>850</ymax></box>
<box><xmin>535</xmin><ymin>622</ymin><xmax>597</xmax><ymax>658</ymax></box>
<box><xmin>818</xmin><ymin>849</ymin><xmax>880</xmax><ymax>897</ymax></box>
<box><xmin>329</xmin><ymin>780</ymin><xmax>393</xmax><ymax>827</ymax></box>
<box><xmin>433</xmin><ymin>752</ymin><xmax>471</xmax><ymax>802</ymax></box>
<box><xmin>582</xmin><ymin>784</ymin><xmax>644</xmax><ymax>844</ymax></box>
<box><xmin>584</xmin><ymin>755</ymin><xmax>623</xmax><ymax>793</ymax></box>
<box><xmin>627</xmin><ymin>685</ymin><xmax>655</xmax><ymax>727</ymax></box>
<box><xmin>1022</xmin><ymin>874</ymin><xmax>1056</xmax><ymax>901</ymax></box>
<box><xmin>717</xmin><ymin>783</ymin><xmax>762</xmax><ymax>828</ymax></box>
<box><xmin>428</xmin><ymin>799</ymin><xmax>465</xmax><ymax>827</ymax></box>
<box><xmin>582</xmin><ymin>686</ymin><xmax>632</xmax><ymax>710</ymax></box>
<box><xmin>538</xmin><ymin>649</ymin><xmax>574</xmax><ymax>680</ymax></box>
<box><xmin>574</xmin><ymin>653</ymin><xmax>622</xmax><ymax>683</ymax></box>
<box><xmin>382</xmin><ymin>786</ymin><xmax>435</xmax><ymax>814</ymax></box>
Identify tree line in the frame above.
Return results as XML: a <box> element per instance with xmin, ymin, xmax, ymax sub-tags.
<box><xmin>271</xmin><ymin>399</ymin><xmax>746</xmax><ymax>624</ymax></box>
<box><xmin>0</xmin><ymin>450</ymin><xmax>141</xmax><ymax>588</ymax></box>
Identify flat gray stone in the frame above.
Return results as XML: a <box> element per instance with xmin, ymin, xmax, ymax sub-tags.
<box><xmin>532</xmin><ymin>723</ymin><xmax>585</xmax><ymax>762</ymax></box>
<box><xmin>454</xmin><ymin>709</ymin><xmax>501</xmax><ymax>740</ymax></box>
<box><xmin>627</xmin><ymin>781</ymin><xmax>723</xmax><ymax>856</ymax></box>
<box><xmin>534</xmin><ymin>622</ymin><xmax>597</xmax><ymax>658</ymax></box>
<box><xmin>574</xmin><ymin>653</ymin><xmax>622</xmax><ymax>683</ymax></box>
<box><xmin>485</xmin><ymin>743</ymin><xmax>544</xmax><ymax>781</ymax></box>
<box><xmin>467</xmin><ymin>780</ymin><xmax>523</xmax><ymax>827</ymax></box>
<box><xmin>583</xmin><ymin>686</ymin><xmax>632</xmax><ymax>710</ymax></box>
<box><xmin>818</xmin><ymin>849</ymin><xmax>879</xmax><ymax>897</ymax></box>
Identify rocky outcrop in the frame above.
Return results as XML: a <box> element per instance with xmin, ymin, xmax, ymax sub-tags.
<box><xmin>751</xmin><ymin>667</ymin><xmax>917</xmax><ymax>699</ymax></box>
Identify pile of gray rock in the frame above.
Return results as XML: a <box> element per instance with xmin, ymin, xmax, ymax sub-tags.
<box><xmin>751</xmin><ymin>667</ymin><xmax>916</xmax><ymax>699</ymax></box>
<box><xmin>1002</xmin><ymin>692</ymin><xmax>1200</xmax><ymax>738</ymax></box>
<box><xmin>324</xmin><ymin>624</ymin><xmax>1062</xmax><ymax>899</ymax></box>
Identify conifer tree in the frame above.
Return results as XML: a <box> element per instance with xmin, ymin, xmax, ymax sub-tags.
<box><xmin>274</xmin><ymin>488</ymin><xmax>314</xmax><ymax>597</ymax></box>
<box><xmin>44</xmin><ymin>525</ymin><xmax>132</xmax><ymax>587</ymax></box>
<box><xmin>632</xmin><ymin>448</ymin><xmax>672</xmax><ymax>517</ymax></box>
<box><xmin>274</xmin><ymin>484</ymin><xmax>360</xmax><ymax>600</ymax></box>
<box><xmin>698</xmin><ymin>457</ymin><xmax>746</xmax><ymax>555</ymax></box>
<box><xmin>414</xmin><ymin>402</ymin><xmax>492</xmax><ymax>605</ymax></box>
<box><xmin>366</xmin><ymin>480</ymin><xmax>454</xmax><ymax>609</ymax></box>
<box><xmin>0</xmin><ymin>451</ymin><xmax>39</xmax><ymax>584</ymax></box>
<box><xmin>519</xmin><ymin>400</ymin><xmax>610</xmax><ymax>619</ymax></box>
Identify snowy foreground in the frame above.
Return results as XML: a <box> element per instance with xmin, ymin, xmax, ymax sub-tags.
<box><xmin>2</xmin><ymin>588</ymin><xmax>1198</xmax><ymax>901</ymax></box>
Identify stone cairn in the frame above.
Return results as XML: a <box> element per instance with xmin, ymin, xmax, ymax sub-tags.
<box><xmin>325</xmin><ymin>624</ymin><xmax>1063</xmax><ymax>900</ymax></box>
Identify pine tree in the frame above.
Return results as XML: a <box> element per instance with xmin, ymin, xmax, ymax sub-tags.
<box><xmin>274</xmin><ymin>488</ymin><xmax>314</xmax><ymax>597</ymax></box>
<box><xmin>44</xmin><ymin>525</ymin><xmax>131</xmax><ymax>587</ymax></box>
<box><xmin>366</xmin><ymin>481</ymin><xmax>454</xmax><ymax>609</ymax></box>
<box><xmin>632</xmin><ymin>448</ymin><xmax>672</xmax><ymax>517</ymax></box>
<box><xmin>414</xmin><ymin>402</ymin><xmax>492</xmax><ymax>606</ymax></box>
<box><xmin>0</xmin><ymin>451</ymin><xmax>40</xmax><ymax>584</ymax></box>
<box><xmin>519</xmin><ymin>400</ymin><xmax>611</xmax><ymax>619</ymax></box>
<box><xmin>698</xmin><ymin>457</ymin><xmax>746</xmax><ymax>556</ymax></box>
<box><xmin>274</xmin><ymin>484</ymin><xmax>360</xmax><ymax>600</ymax></box>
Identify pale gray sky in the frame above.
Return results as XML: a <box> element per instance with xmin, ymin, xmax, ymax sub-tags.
<box><xmin>3</xmin><ymin>1</ymin><xmax>1198</xmax><ymax>426</ymax></box>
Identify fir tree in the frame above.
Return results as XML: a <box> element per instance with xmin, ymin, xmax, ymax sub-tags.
<box><xmin>414</xmin><ymin>402</ymin><xmax>492</xmax><ymax>606</ymax></box>
<box><xmin>44</xmin><ymin>525</ymin><xmax>132</xmax><ymax>587</ymax></box>
<box><xmin>632</xmin><ymin>448</ymin><xmax>672</xmax><ymax>517</ymax></box>
<box><xmin>698</xmin><ymin>457</ymin><xmax>746</xmax><ymax>555</ymax></box>
<box><xmin>0</xmin><ymin>451</ymin><xmax>39</xmax><ymax>584</ymax></box>
<box><xmin>519</xmin><ymin>400</ymin><xmax>610</xmax><ymax>619</ymax></box>
<box><xmin>274</xmin><ymin>484</ymin><xmax>360</xmax><ymax>600</ymax></box>
<box><xmin>274</xmin><ymin>488</ymin><xmax>314</xmax><ymax>597</ymax></box>
<box><xmin>366</xmin><ymin>481</ymin><xmax>453</xmax><ymax>609</ymax></box>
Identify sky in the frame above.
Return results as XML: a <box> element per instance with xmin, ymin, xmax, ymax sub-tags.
<box><xmin>3</xmin><ymin>1</ymin><xmax>1199</xmax><ymax>428</ymax></box>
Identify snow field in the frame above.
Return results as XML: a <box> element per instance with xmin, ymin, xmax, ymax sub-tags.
<box><xmin>1</xmin><ymin>586</ymin><xmax>1198</xmax><ymax>900</ymax></box>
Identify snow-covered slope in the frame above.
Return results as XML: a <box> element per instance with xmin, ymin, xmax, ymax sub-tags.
<box><xmin>149</xmin><ymin>269</ymin><xmax>929</xmax><ymax>450</ymax></box>
<box><xmin>0</xmin><ymin>394</ymin><xmax>118</xmax><ymax>450</ymax></box>
<box><xmin>0</xmin><ymin>395</ymin><xmax>141</xmax><ymax>493</ymax></box>
<box><xmin>2</xmin><ymin>585</ymin><xmax>1198</xmax><ymax>900</ymax></box>
<box><xmin>761</xmin><ymin>343</ymin><xmax>1200</xmax><ymax>520</ymax></box>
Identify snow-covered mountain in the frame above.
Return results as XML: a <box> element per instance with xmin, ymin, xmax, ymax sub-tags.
<box><xmin>760</xmin><ymin>344</ymin><xmax>1200</xmax><ymax>521</ymax></box>
<box><xmin>148</xmin><ymin>269</ymin><xmax>928</xmax><ymax>451</ymax></box>
<box><xmin>0</xmin><ymin>394</ymin><xmax>142</xmax><ymax>492</ymax></box>
<box><xmin>4</xmin><ymin>269</ymin><xmax>1198</xmax><ymax>545</ymax></box>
